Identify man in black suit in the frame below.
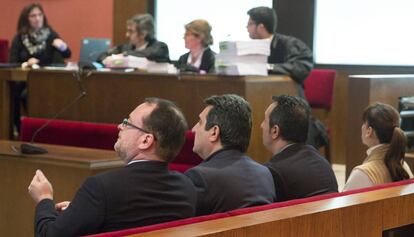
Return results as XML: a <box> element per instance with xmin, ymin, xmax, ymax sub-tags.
<box><xmin>262</xmin><ymin>95</ymin><xmax>338</xmax><ymax>202</ymax></box>
<box><xmin>28</xmin><ymin>98</ymin><xmax>196</xmax><ymax>237</ymax></box>
<box><xmin>247</xmin><ymin>6</ymin><xmax>313</xmax><ymax>97</ymax></box>
<box><xmin>98</xmin><ymin>13</ymin><xmax>169</xmax><ymax>64</ymax></box>
<box><xmin>185</xmin><ymin>94</ymin><xmax>275</xmax><ymax>216</ymax></box>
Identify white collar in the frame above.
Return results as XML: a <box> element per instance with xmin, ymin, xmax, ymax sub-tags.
<box><xmin>366</xmin><ymin>144</ymin><xmax>385</xmax><ymax>156</ymax></box>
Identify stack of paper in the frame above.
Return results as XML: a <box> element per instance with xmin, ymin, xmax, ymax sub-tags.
<box><xmin>215</xmin><ymin>40</ymin><xmax>270</xmax><ymax>76</ymax></box>
<box><xmin>105</xmin><ymin>55</ymin><xmax>149</xmax><ymax>69</ymax></box>
<box><xmin>147</xmin><ymin>62</ymin><xmax>178</xmax><ymax>74</ymax></box>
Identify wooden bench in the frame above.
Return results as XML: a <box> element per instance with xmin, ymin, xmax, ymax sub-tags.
<box><xmin>87</xmin><ymin>179</ymin><xmax>414</xmax><ymax>237</ymax></box>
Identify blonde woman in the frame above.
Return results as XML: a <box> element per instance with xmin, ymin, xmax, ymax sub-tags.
<box><xmin>176</xmin><ymin>19</ymin><xmax>215</xmax><ymax>73</ymax></box>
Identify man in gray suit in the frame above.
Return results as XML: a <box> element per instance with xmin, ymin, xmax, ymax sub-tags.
<box><xmin>185</xmin><ymin>94</ymin><xmax>275</xmax><ymax>216</ymax></box>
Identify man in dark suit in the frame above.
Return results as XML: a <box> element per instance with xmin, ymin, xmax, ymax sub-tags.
<box><xmin>247</xmin><ymin>6</ymin><xmax>313</xmax><ymax>97</ymax></box>
<box><xmin>98</xmin><ymin>13</ymin><xmax>169</xmax><ymax>64</ymax></box>
<box><xmin>28</xmin><ymin>98</ymin><xmax>196</xmax><ymax>237</ymax></box>
<box><xmin>262</xmin><ymin>95</ymin><xmax>338</xmax><ymax>202</ymax></box>
<box><xmin>185</xmin><ymin>94</ymin><xmax>275</xmax><ymax>216</ymax></box>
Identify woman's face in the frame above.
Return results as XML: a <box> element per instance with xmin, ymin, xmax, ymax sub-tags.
<box><xmin>361</xmin><ymin>121</ymin><xmax>373</xmax><ymax>147</ymax></box>
<box><xmin>184</xmin><ymin>31</ymin><xmax>202</xmax><ymax>51</ymax></box>
<box><xmin>28</xmin><ymin>7</ymin><xmax>44</xmax><ymax>31</ymax></box>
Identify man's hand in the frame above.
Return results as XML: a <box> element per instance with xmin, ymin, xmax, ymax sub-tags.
<box><xmin>28</xmin><ymin>170</ymin><xmax>54</xmax><ymax>204</ymax></box>
<box><xmin>55</xmin><ymin>201</ymin><xmax>71</xmax><ymax>213</ymax></box>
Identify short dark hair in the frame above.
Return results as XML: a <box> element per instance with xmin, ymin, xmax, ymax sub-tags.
<box><xmin>128</xmin><ymin>14</ymin><xmax>155</xmax><ymax>42</ymax></box>
<box><xmin>17</xmin><ymin>3</ymin><xmax>51</xmax><ymax>34</ymax></box>
<box><xmin>142</xmin><ymin>98</ymin><xmax>188</xmax><ymax>162</ymax></box>
<box><xmin>204</xmin><ymin>94</ymin><xmax>252</xmax><ymax>152</ymax></box>
<box><xmin>269</xmin><ymin>95</ymin><xmax>310</xmax><ymax>143</ymax></box>
<box><xmin>247</xmin><ymin>6</ymin><xmax>277</xmax><ymax>34</ymax></box>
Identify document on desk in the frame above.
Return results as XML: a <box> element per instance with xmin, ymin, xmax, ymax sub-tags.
<box><xmin>215</xmin><ymin>40</ymin><xmax>270</xmax><ymax>76</ymax></box>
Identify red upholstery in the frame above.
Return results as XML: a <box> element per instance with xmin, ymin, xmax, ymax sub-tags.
<box><xmin>304</xmin><ymin>69</ymin><xmax>336</xmax><ymax>110</ymax></box>
<box><xmin>20</xmin><ymin>117</ymin><xmax>202</xmax><ymax>171</ymax></box>
<box><xmin>172</xmin><ymin>131</ymin><xmax>203</xmax><ymax>165</ymax></box>
<box><xmin>20</xmin><ymin>117</ymin><xmax>118</xmax><ymax>150</ymax></box>
<box><xmin>228</xmin><ymin>178</ymin><xmax>414</xmax><ymax>216</ymax></box>
<box><xmin>0</xmin><ymin>39</ymin><xmax>8</xmax><ymax>63</ymax></box>
<box><xmin>84</xmin><ymin>179</ymin><xmax>414</xmax><ymax>237</ymax></box>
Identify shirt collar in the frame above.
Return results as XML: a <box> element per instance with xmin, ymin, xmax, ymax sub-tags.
<box><xmin>366</xmin><ymin>144</ymin><xmax>385</xmax><ymax>156</ymax></box>
<box><xmin>127</xmin><ymin>159</ymin><xmax>150</xmax><ymax>166</ymax></box>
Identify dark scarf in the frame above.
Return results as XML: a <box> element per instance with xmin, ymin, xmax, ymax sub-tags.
<box><xmin>21</xmin><ymin>27</ymin><xmax>51</xmax><ymax>55</ymax></box>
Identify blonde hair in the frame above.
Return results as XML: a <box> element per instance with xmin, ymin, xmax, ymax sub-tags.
<box><xmin>185</xmin><ymin>19</ymin><xmax>213</xmax><ymax>47</ymax></box>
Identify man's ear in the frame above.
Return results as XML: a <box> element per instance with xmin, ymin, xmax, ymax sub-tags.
<box><xmin>138</xmin><ymin>134</ymin><xmax>155</xmax><ymax>150</ymax></box>
<box><xmin>208</xmin><ymin>125</ymin><xmax>220</xmax><ymax>143</ymax></box>
<box><xmin>271</xmin><ymin>125</ymin><xmax>280</xmax><ymax>140</ymax></box>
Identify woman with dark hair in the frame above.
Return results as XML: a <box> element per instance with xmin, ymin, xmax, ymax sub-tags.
<box><xmin>9</xmin><ymin>3</ymin><xmax>71</xmax><ymax>67</ymax></box>
<box><xmin>343</xmin><ymin>103</ymin><xmax>413</xmax><ymax>191</ymax></box>
<box><xmin>176</xmin><ymin>19</ymin><xmax>215</xmax><ymax>73</ymax></box>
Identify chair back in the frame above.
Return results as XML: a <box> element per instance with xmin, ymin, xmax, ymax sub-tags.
<box><xmin>304</xmin><ymin>69</ymin><xmax>336</xmax><ymax>110</ymax></box>
<box><xmin>0</xmin><ymin>39</ymin><xmax>8</xmax><ymax>63</ymax></box>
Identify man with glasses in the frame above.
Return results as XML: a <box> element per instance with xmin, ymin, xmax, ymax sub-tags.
<box><xmin>98</xmin><ymin>13</ymin><xmax>170</xmax><ymax>64</ymax></box>
<box><xmin>185</xmin><ymin>94</ymin><xmax>275</xmax><ymax>216</ymax></box>
<box><xmin>28</xmin><ymin>98</ymin><xmax>196</xmax><ymax>237</ymax></box>
<box><xmin>247</xmin><ymin>6</ymin><xmax>313</xmax><ymax>97</ymax></box>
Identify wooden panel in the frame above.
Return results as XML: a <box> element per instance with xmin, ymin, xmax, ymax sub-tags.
<box><xmin>27</xmin><ymin>70</ymin><xmax>296</xmax><ymax>163</ymax></box>
<box><xmin>330</xmin><ymin>71</ymin><xmax>349</xmax><ymax>164</ymax></box>
<box><xmin>0</xmin><ymin>140</ymin><xmax>122</xmax><ymax>237</ymax></box>
<box><xmin>0</xmin><ymin>69</ymin><xmax>29</xmax><ymax>139</ymax></box>
<box><xmin>113</xmin><ymin>0</ymin><xmax>148</xmax><ymax>46</ymax></box>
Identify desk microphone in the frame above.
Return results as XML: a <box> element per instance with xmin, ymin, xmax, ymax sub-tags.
<box><xmin>19</xmin><ymin>66</ymin><xmax>90</xmax><ymax>154</ymax></box>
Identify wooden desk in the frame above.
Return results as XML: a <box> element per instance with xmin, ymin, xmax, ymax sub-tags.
<box><xmin>27</xmin><ymin>70</ymin><xmax>297</xmax><ymax>163</ymax></box>
<box><xmin>0</xmin><ymin>140</ymin><xmax>123</xmax><ymax>237</ymax></box>
<box><xmin>344</xmin><ymin>75</ymin><xmax>414</xmax><ymax>177</ymax></box>
<box><xmin>0</xmin><ymin>69</ymin><xmax>29</xmax><ymax>139</ymax></box>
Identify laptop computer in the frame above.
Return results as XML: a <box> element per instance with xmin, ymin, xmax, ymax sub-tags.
<box><xmin>79</xmin><ymin>38</ymin><xmax>111</xmax><ymax>63</ymax></box>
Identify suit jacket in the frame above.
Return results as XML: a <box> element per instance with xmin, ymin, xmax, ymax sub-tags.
<box><xmin>176</xmin><ymin>47</ymin><xmax>215</xmax><ymax>73</ymax></box>
<box><xmin>34</xmin><ymin>161</ymin><xmax>196</xmax><ymax>237</ymax></box>
<box><xmin>268</xmin><ymin>33</ymin><xmax>313</xmax><ymax>88</ymax></box>
<box><xmin>185</xmin><ymin>149</ymin><xmax>275</xmax><ymax>216</ymax></box>
<box><xmin>97</xmin><ymin>38</ymin><xmax>170</xmax><ymax>63</ymax></box>
<box><xmin>264</xmin><ymin>144</ymin><xmax>338</xmax><ymax>202</ymax></box>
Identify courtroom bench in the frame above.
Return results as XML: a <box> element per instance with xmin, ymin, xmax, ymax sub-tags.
<box><xmin>20</xmin><ymin>117</ymin><xmax>203</xmax><ymax>172</ymax></box>
<box><xmin>86</xmin><ymin>179</ymin><xmax>414</xmax><ymax>237</ymax></box>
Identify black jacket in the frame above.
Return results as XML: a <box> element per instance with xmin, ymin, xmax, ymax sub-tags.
<box><xmin>34</xmin><ymin>161</ymin><xmax>196</xmax><ymax>237</ymax></box>
<box><xmin>185</xmin><ymin>149</ymin><xmax>275</xmax><ymax>216</ymax></box>
<box><xmin>98</xmin><ymin>38</ymin><xmax>170</xmax><ymax>63</ymax></box>
<box><xmin>264</xmin><ymin>144</ymin><xmax>338</xmax><ymax>202</ymax></box>
<box><xmin>9</xmin><ymin>29</ymin><xmax>71</xmax><ymax>65</ymax></box>
<box><xmin>176</xmin><ymin>47</ymin><xmax>215</xmax><ymax>73</ymax></box>
<box><xmin>268</xmin><ymin>33</ymin><xmax>313</xmax><ymax>86</ymax></box>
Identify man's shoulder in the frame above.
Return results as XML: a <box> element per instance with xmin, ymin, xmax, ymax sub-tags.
<box><xmin>148</xmin><ymin>39</ymin><xmax>168</xmax><ymax>48</ymax></box>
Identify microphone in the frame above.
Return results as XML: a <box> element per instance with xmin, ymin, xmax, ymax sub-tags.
<box><xmin>19</xmin><ymin>66</ymin><xmax>90</xmax><ymax>154</ymax></box>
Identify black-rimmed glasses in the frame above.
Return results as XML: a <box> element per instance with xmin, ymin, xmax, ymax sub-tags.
<box><xmin>122</xmin><ymin>118</ymin><xmax>151</xmax><ymax>134</ymax></box>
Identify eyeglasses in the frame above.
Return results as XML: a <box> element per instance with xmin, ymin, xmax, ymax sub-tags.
<box><xmin>122</xmin><ymin>118</ymin><xmax>151</xmax><ymax>134</ymax></box>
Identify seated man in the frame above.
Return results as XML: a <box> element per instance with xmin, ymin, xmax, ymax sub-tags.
<box><xmin>262</xmin><ymin>95</ymin><xmax>338</xmax><ymax>201</ymax></box>
<box><xmin>185</xmin><ymin>94</ymin><xmax>275</xmax><ymax>216</ymax></box>
<box><xmin>247</xmin><ymin>6</ymin><xmax>313</xmax><ymax>97</ymax></box>
<box><xmin>98</xmin><ymin>13</ymin><xmax>169</xmax><ymax>64</ymax></box>
<box><xmin>28</xmin><ymin>98</ymin><xmax>196</xmax><ymax>237</ymax></box>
